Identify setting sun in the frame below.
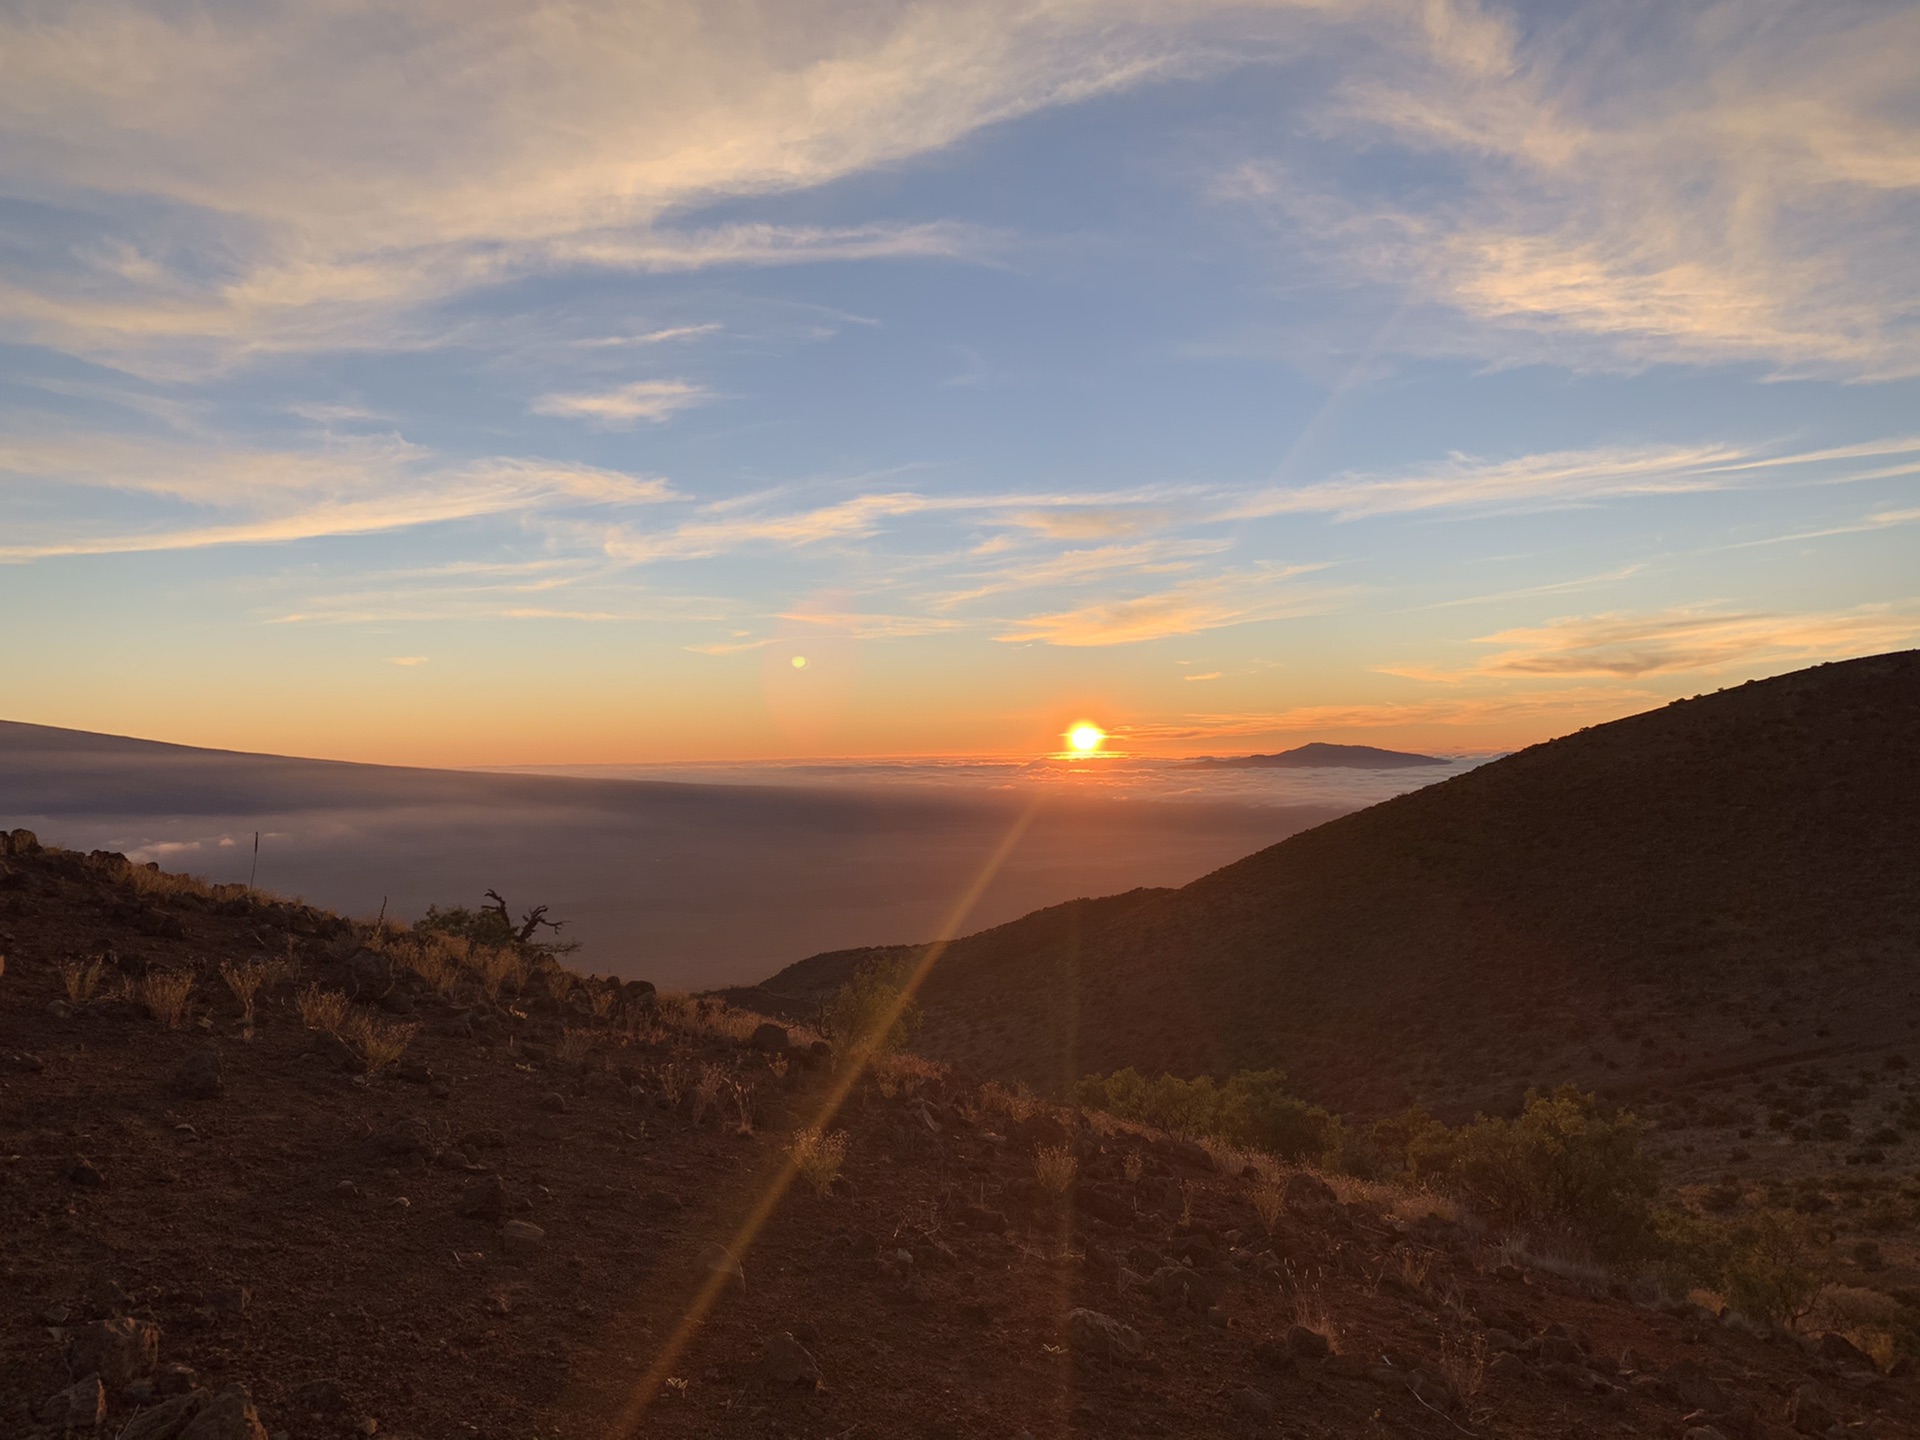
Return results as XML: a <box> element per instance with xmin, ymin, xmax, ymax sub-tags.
<box><xmin>1066</xmin><ymin>723</ymin><xmax>1106</xmax><ymax>754</ymax></box>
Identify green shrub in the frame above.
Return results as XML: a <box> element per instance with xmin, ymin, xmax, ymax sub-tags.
<box><xmin>823</xmin><ymin>956</ymin><xmax>921</xmax><ymax>1059</ymax></box>
<box><xmin>1720</xmin><ymin>1208</ymin><xmax>1822</xmax><ymax>1327</ymax></box>
<box><xmin>1073</xmin><ymin>1068</ymin><xmax>1343</xmax><ymax>1164</ymax></box>
<box><xmin>1404</xmin><ymin>1088</ymin><xmax>1660</xmax><ymax>1261</ymax></box>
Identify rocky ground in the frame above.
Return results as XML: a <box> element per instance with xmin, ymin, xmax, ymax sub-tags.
<box><xmin>3</xmin><ymin>831</ymin><xmax>1917</xmax><ymax>1439</ymax></box>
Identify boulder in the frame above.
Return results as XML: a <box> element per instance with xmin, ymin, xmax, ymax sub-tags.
<box><xmin>756</xmin><ymin>1332</ymin><xmax>822</xmax><ymax>1389</ymax></box>
<box><xmin>1665</xmin><ymin>1360</ymin><xmax>1730</xmax><ymax>1415</ymax></box>
<box><xmin>1281</xmin><ymin>1172</ymin><xmax>1338</xmax><ymax>1219</ymax></box>
<box><xmin>4</xmin><ymin>827</ymin><xmax>40</xmax><ymax>856</ymax></box>
<box><xmin>178</xmin><ymin>1385</ymin><xmax>269</xmax><ymax>1440</ymax></box>
<box><xmin>1068</xmin><ymin>1308</ymin><xmax>1145</xmax><ymax>1365</ymax></box>
<box><xmin>1787</xmin><ymin>1383</ymin><xmax>1836</xmax><ymax>1435</ymax></box>
<box><xmin>70</xmin><ymin>1316</ymin><xmax>160</xmax><ymax>1387</ymax></box>
<box><xmin>460</xmin><ymin>1174</ymin><xmax>508</xmax><ymax>1220</ymax></box>
<box><xmin>1285</xmin><ymin>1324</ymin><xmax>1331</xmax><ymax>1360</ymax></box>
<box><xmin>749</xmin><ymin>1022</ymin><xmax>791</xmax><ymax>1054</ymax></box>
<box><xmin>39</xmin><ymin>1374</ymin><xmax>106</xmax><ymax>1430</ymax></box>
<box><xmin>372</xmin><ymin>1116</ymin><xmax>433</xmax><ymax>1157</ymax></box>
<box><xmin>1818</xmin><ymin>1331</ymin><xmax>1875</xmax><ymax>1369</ymax></box>
<box><xmin>173</xmin><ymin>1048</ymin><xmax>224</xmax><ymax>1099</ymax></box>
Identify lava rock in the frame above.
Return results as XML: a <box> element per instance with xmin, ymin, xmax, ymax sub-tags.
<box><xmin>69</xmin><ymin>1157</ymin><xmax>107</xmax><ymax>1187</ymax></box>
<box><xmin>173</xmin><ymin>1048</ymin><xmax>224</xmax><ymax>1099</ymax></box>
<box><xmin>39</xmin><ymin>1374</ymin><xmax>106</xmax><ymax>1430</ymax></box>
<box><xmin>749</xmin><ymin>1022</ymin><xmax>791</xmax><ymax>1053</ymax></box>
<box><xmin>1285</xmin><ymin>1324</ymin><xmax>1331</xmax><ymax>1360</ymax></box>
<box><xmin>460</xmin><ymin>1174</ymin><xmax>508</xmax><ymax>1220</ymax></box>
<box><xmin>1068</xmin><ymin>1308</ymin><xmax>1144</xmax><ymax>1365</ymax></box>
<box><xmin>1281</xmin><ymin>1172</ymin><xmax>1338</xmax><ymax>1219</ymax></box>
<box><xmin>500</xmin><ymin>1219</ymin><xmax>546</xmax><ymax>1254</ymax></box>
<box><xmin>70</xmin><ymin>1316</ymin><xmax>161</xmax><ymax>1387</ymax></box>
<box><xmin>756</xmin><ymin>1332</ymin><xmax>822</xmax><ymax>1389</ymax></box>
<box><xmin>1787</xmin><ymin>1383</ymin><xmax>1836</xmax><ymax>1435</ymax></box>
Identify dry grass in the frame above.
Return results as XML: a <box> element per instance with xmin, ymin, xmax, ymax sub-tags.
<box><xmin>980</xmin><ymin>1080</ymin><xmax>1041</xmax><ymax>1124</ymax></box>
<box><xmin>1035</xmin><ymin>1143</ymin><xmax>1078</xmax><ymax>1198</ymax></box>
<box><xmin>343</xmin><ymin>1011</ymin><xmax>416</xmax><ymax>1076</ymax></box>
<box><xmin>788</xmin><ymin>1127</ymin><xmax>848</xmax><ymax>1196</ymax></box>
<box><xmin>1251</xmin><ymin>1176</ymin><xmax>1285</xmax><ymax>1234</ymax></box>
<box><xmin>219</xmin><ymin>960</ymin><xmax>266</xmax><ymax>1025</ymax></box>
<box><xmin>871</xmin><ymin>1050</ymin><xmax>945</xmax><ymax>1097</ymax></box>
<box><xmin>588</xmin><ymin>987</ymin><xmax>618</xmax><ymax>1023</ymax></box>
<box><xmin>471</xmin><ymin>945</ymin><xmax>525</xmax><ymax>1003</ymax></box>
<box><xmin>140</xmin><ymin>970</ymin><xmax>194</xmax><ymax>1029</ymax></box>
<box><xmin>1123</xmin><ymin>1152</ymin><xmax>1145</xmax><ymax>1185</ymax></box>
<box><xmin>656</xmin><ymin>1062</ymin><xmax>687</xmax><ymax>1109</ymax></box>
<box><xmin>296</xmin><ymin>984</ymin><xmax>350</xmax><ymax>1034</ymax></box>
<box><xmin>58</xmin><ymin>956</ymin><xmax>105</xmax><ymax>1006</ymax></box>
<box><xmin>1291</xmin><ymin>1287</ymin><xmax>1337</xmax><ymax>1349</ymax></box>
<box><xmin>691</xmin><ymin>1062</ymin><xmax>727</xmax><ymax>1125</ymax></box>
<box><xmin>1437</xmin><ymin>1332</ymin><xmax>1487</xmax><ymax>1402</ymax></box>
<box><xmin>558</xmin><ymin>1028</ymin><xmax>597</xmax><ymax>1064</ymax></box>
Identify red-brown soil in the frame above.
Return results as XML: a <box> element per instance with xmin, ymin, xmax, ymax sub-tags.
<box><xmin>3</xmin><ymin>839</ymin><xmax>1916</xmax><ymax>1439</ymax></box>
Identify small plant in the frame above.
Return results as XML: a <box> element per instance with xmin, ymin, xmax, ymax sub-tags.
<box><xmin>1437</xmin><ymin>1331</ymin><xmax>1487</xmax><ymax>1404</ymax></box>
<box><xmin>219</xmin><ymin>960</ymin><xmax>266</xmax><ymax>1025</ymax></box>
<box><xmin>1123</xmin><ymin>1151</ymin><xmax>1145</xmax><ymax>1185</ymax></box>
<box><xmin>1035</xmin><ymin>1143</ymin><xmax>1078</xmax><ymax>1198</ymax></box>
<box><xmin>1179</xmin><ymin>1178</ymin><xmax>1198</xmax><ymax>1228</ymax></box>
<box><xmin>296</xmin><ymin>983</ymin><xmax>349</xmax><ymax>1034</ymax></box>
<box><xmin>730</xmin><ymin>1079</ymin><xmax>756</xmax><ymax>1137</ymax></box>
<box><xmin>788</xmin><ymin>1127</ymin><xmax>848</xmax><ymax>1196</ymax></box>
<box><xmin>691</xmin><ymin>1062</ymin><xmax>726</xmax><ymax>1125</ymax></box>
<box><xmin>589</xmin><ymin>987</ymin><xmax>618</xmax><ymax>1023</ymax></box>
<box><xmin>343</xmin><ymin>1011</ymin><xmax>416</xmax><ymax>1076</ymax></box>
<box><xmin>58</xmin><ymin>956</ymin><xmax>105</xmax><ymax>1006</ymax></box>
<box><xmin>140</xmin><ymin>970</ymin><xmax>194</xmax><ymax>1029</ymax></box>
<box><xmin>767</xmin><ymin>1052</ymin><xmax>790</xmax><ymax>1080</ymax></box>
<box><xmin>1251</xmin><ymin>1176</ymin><xmax>1284</xmax><ymax>1234</ymax></box>
<box><xmin>1291</xmin><ymin>1288</ymin><xmax>1336</xmax><ymax>1349</ymax></box>
<box><xmin>656</xmin><ymin>1062</ymin><xmax>687</xmax><ymax>1109</ymax></box>
<box><xmin>558</xmin><ymin>1028</ymin><xmax>596</xmax><ymax>1064</ymax></box>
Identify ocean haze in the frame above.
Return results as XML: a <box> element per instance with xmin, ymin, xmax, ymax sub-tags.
<box><xmin>0</xmin><ymin>721</ymin><xmax>1484</xmax><ymax>988</ymax></box>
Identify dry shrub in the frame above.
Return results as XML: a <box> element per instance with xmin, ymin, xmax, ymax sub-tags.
<box><xmin>656</xmin><ymin>1062</ymin><xmax>687</xmax><ymax>1109</ymax></box>
<box><xmin>297</xmin><ymin>983</ymin><xmax>349</xmax><ymax>1034</ymax></box>
<box><xmin>1123</xmin><ymin>1152</ymin><xmax>1145</xmax><ymax>1185</ymax></box>
<box><xmin>120</xmin><ymin>862</ymin><xmax>213</xmax><ymax>901</ymax></box>
<box><xmin>1291</xmin><ymin>1287</ymin><xmax>1336</xmax><ymax>1348</ymax></box>
<box><xmin>471</xmin><ymin>945</ymin><xmax>525</xmax><ymax>1003</ymax></box>
<box><xmin>766</xmin><ymin>1053</ymin><xmax>790</xmax><ymax>1080</ymax></box>
<box><xmin>58</xmin><ymin>956</ymin><xmax>105</xmax><ymax>1006</ymax></box>
<box><xmin>871</xmin><ymin>1051</ymin><xmax>944</xmax><ymax>1097</ymax></box>
<box><xmin>1035</xmin><ymin>1143</ymin><xmax>1078</xmax><ymax>1197</ymax></box>
<box><xmin>1808</xmin><ymin>1285</ymin><xmax>1898</xmax><ymax>1367</ymax></box>
<box><xmin>981</xmin><ymin>1080</ymin><xmax>1041</xmax><ymax>1124</ymax></box>
<box><xmin>219</xmin><ymin>960</ymin><xmax>266</xmax><ymax>1024</ymax></box>
<box><xmin>788</xmin><ymin>1128</ymin><xmax>848</xmax><ymax>1196</ymax></box>
<box><xmin>558</xmin><ymin>1028</ymin><xmax>597</xmax><ymax>1064</ymax></box>
<box><xmin>402</xmin><ymin>942</ymin><xmax>457</xmax><ymax>997</ymax></box>
<box><xmin>1438</xmin><ymin>1332</ymin><xmax>1487</xmax><ymax>1403</ymax></box>
<box><xmin>1251</xmin><ymin>1176</ymin><xmax>1285</xmax><ymax>1234</ymax></box>
<box><xmin>692</xmin><ymin>1062</ymin><xmax>727</xmax><ymax>1124</ymax></box>
<box><xmin>1395</xmin><ymin>1247</ymin><xmax>1434</xmax><ymax>1292</ymax></box>
<box><xmin>589</xmin><ymin>987</ymin><xmax>618</xmax><ymax>1023</ymax></box>
<box><xmin>140</xmin><ymin>970</ymin><xmax>194</xmax><ymax>1029</ymax></box>
<box><xmin>344</xmin><ymin>1011</ymin><xmax>416</xmax><ymax>1076</ymax></box>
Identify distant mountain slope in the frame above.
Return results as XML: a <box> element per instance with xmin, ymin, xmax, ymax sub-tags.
<box><xmin>750</xmin><ymin>652</ymin><xmax>1920</xmax><ymax>1117</ymax></box>
<box><xmin>1188</xmin><ymin>742</ymin><xmax>1448</xmax><ymax>769</ymax></box>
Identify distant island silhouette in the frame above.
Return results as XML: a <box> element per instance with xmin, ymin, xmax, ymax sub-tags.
<box><xmin>1187</xmin><ymin>742</ymin><xmax>1449</xmax><ymax>770</ymax></box>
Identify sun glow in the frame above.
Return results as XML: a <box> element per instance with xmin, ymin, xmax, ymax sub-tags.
<box><xmin>1066</xmin><ymin>723</ymin><xmax>1106</xmax><ymax>754</ymax></box>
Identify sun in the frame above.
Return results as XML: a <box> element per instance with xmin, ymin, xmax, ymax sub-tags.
<box><xmin>1066</xmin><ymin>722</ymin><xmax>1106</xmax><ymax>754</ymax></box>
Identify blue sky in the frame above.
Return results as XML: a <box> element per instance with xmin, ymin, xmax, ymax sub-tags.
<box><xmin>1</xmin><ymin>0</ymin><xmax>1916</xmax><ymax>763</ymax></box>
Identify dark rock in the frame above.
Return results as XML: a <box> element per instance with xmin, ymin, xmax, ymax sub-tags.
<box><xmin>460</xmin><ymin>1174</ymin><xmax>508</xmax><ymax>1220</ymax></box>
<box><xmin>291</xmin><ymin>1379</ymin><xmax>350</xmax><ymax>1415</ymax></box>
<box><xmin>1011</xmin><ymin>1112</ymin><xmax>1070</xmax><ymax>1150</ymax></box>
<box><xmin>5</xmin><ymin>827</ymin><xmax>41</xmax><ymax>855</ymax></box>
<box><xmin>70</xmin><ymin>1316</ymin><xmax>160</xmax><ymax>1386</ymax></box>
<box><xmin>39</xmin><ymin>1374</ymin><xmax>105</xmax><ymax>1430</ymax></box>
<box><xmin>69</xmin><ymin>1157</ymin><xmax>107</xmax><ymax>1187</ymax></box>
<box><xmin>372</xmin><ymin>1116</ymin><xmax>433</xmax><ymax>1157</ymax></box>
<box><xmin>173</xmin><ymin>1048</ymin><xmax>224</xmax><ymax>1099</ymax></box>
<box><xmin>1285</xmin><ymin>1324</ymin><xmax>1330</xmax><ymax>1360</ymax></box>
<box><xmin>156</xmin><ymin>1363</ymin><xmax>198</xmax><ymax>1396</ymax></box>
<box><xmin>537</xmin><ymin>1092</ymin><xmax>569</xmax><ymax>1114</ymax></box>
<box><xmin>1666</xmin><ymin>1360</ymin><xmax>1730</xmax><ymax>1414</ymax></box>
<box><xmin>1068</xmin><ymin>1308</ymin><xmax>1144</xmax><ymax>1365</ymax></box>
<box><xmin>1282</xmin><ymin>1172</ymin><xmax>1338</xmax><ymax>1218</ymax></box>
<box><xmin>748</xmin><ymin>1022</ymin><xmax>791</xmax><ymax>1053</ymax></box>
<box><xmin>394</xmin><ymin>1061</ymin><xmax>432</xmax><ymax>1085</ymax></box>
<box><xmin>756</xmin><ymin>1333</ymin><xmax>821</xmax><ymax>1389</ymax></box>
<box><xmin>1817</xmin><ymin>1331</ymin><xmax>1875</xmax><ymax>1370</ymax></box>
<box><xmin>1787</xmin><ymin>1383</ymin><xmax>1836</xmax><ymax>1434</ymax></box>
<box><xmin>177</xmin><ymin>1384</ymin><xmax>269</xmax><ymax>1440</ymax></box>
<box><xmin>954</xmin><ymin>1204</ymin><xmax>1007</xmax><ymax>1234</ymax></box>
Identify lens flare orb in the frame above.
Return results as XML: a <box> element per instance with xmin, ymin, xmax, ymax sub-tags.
<box><xmin>1066</xmin><ymin>723</ymin><xmax>1106</xmax><ymax>754</ymax></box>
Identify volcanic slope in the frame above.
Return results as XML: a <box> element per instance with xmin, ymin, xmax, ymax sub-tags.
<box><xmin>746</xmin><ymin>651</ymin><xmax>1920</xmax><ymax>1116</ymax></box>
<box><xmin>5</xmin><ymin>834</ymin><xmax>1917</xmax><ymax>1440</ymax></box>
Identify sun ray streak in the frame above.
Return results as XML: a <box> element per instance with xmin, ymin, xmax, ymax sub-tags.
<box><xmin>609</xmin><ymin>796</ymin><xmax>1044</xmax><ymax>1437</ymax></box>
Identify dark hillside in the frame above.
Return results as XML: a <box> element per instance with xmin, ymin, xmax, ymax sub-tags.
<box><xmin>752</xmin><ymin>652</ymin><xmax>1920</xmax><ymax>1116</ymax></box>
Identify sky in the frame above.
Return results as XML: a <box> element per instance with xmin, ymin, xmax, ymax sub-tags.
<box><xmin>1</xmin><ymin>0</ymin><xmax>1916</xmax><ymax>766</ymax></box>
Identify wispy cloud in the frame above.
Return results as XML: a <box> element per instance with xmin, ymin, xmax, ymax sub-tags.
<box><xmin>1466</xmin><ymin>605</ymin><xmax>1920</xmax><ymax>679</ymax></box>
<box><xmin>1233</xmin><ymin>2</ymin><xmax>1920</xmax><ymax>376</ymax></box>
<box><xmin>997</xmin><ymin>566</ymin><xmax>1336</xmax><ymax>647</ymax></box>
<box><xmin>531</xmin><ymin>379</ymin><xmax>713</xmax><ymax>427</ymax></box>
<box><xmin>387</xmin><ymin>656</ymin><xmax>428</xmax><ymax>666</ymax></box>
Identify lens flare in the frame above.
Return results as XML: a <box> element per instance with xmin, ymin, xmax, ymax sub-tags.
<box><xmin>1066</xmin><ymin>723</ymin><xmax>1105</xmax><ymax>754</ymax></box>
